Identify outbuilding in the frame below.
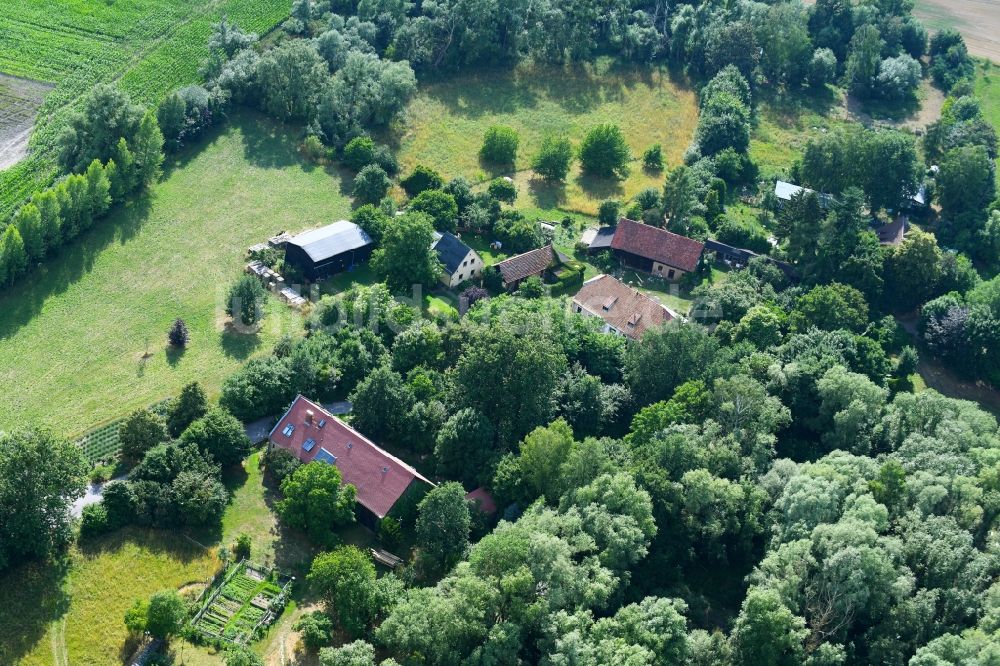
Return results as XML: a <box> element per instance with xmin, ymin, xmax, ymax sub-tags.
<box><xmin>283</xmin><ymin>220</ymin><xmax>373</xmax><ymax>280</ymax></box>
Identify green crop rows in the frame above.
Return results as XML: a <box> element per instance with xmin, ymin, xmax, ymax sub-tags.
<box><xmin>74</xmin><ymin>399</ymin><xmax>171</xmax><ymax>464</ymax></box>
<box><xmin>0</xmin><ymin>0</ymin><xmax>291</xmax><ymax>219</ymax></box>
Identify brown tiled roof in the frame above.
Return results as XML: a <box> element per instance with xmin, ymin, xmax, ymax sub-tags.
<box><xmin>610</xmin><ymin>218</ymin><xmax>705</xmax><ymax>272</ymax></box>
<box><xmin>573</xmin><ymin>274</ymin><xmax>674</xmax><ymax>340</ymax></box>
<box><xmin>495</xmin><ymin>244</ymin><xmax>554</xmax><ymax>285</ymax></box>
<box><xmin>269</xmin><ymin>396</ymin><xmax>433</xmax><ymax>519</ymax></box>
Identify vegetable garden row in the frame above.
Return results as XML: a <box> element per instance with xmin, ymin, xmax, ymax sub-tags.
<box><xmin>191</xmin><ymin>559</ymin><xmax>291</xmax><ymax>646</ymax></box>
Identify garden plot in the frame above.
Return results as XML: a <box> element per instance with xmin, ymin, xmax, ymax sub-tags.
<box><xmin>0</xmin><ymin>74</ymin><xmax>52</xmax><ymax>170</ymax></box>
<box><xmin>192</xmin><ymin>560</ymin><xmax>291</xmax><ymax>646</ymax></box>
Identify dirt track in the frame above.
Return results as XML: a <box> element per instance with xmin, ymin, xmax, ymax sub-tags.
<box><xmin>0</xmin><ymin>73</ymin><xmax>52</xmax><ymax>170</ymax></box>
<box><xmin>915</xmin><ymin>0</ymin><xmax>1000</xmax><ymax>62</ymax></box>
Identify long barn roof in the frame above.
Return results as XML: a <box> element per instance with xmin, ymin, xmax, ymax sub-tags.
<box><xmin>287</xmin><ymin>221</ymin><xmax>372</xmax><ymax>263</ymax></box>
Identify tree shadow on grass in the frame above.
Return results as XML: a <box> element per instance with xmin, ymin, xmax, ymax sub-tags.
<box><xmin>528</xmin><ymin>177</ymin><xmax>568</xmax><ymax>210</ymax></box>
<box><xmin>77</xmin><ymin>526</ymin><xmax>210</xmax><ymax>565</ymax></box>
<box><xmin>0</xmin><ymin>559</ymin><xmax>71</xmax><ymax>664</ymax></box>
<box><xmin>165</xmin><ymin>344</ymin><xmax>185</xmax><ymax>368</ymax></box>
<box><xmin>220</xmin><ymin>323</ymin><xmax>261</xmax><ymax>360</ymax></box>
<box><xmin>0</xmin><ymin>194</ymin><xmax>153</xmax><ymax>341</ymax></box>
<box><xmin>574</xmin><ymin>172</ymin><xmax>625</xmax><ymax>201</ymax></box>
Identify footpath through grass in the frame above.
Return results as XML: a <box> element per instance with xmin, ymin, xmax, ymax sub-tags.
<box><xmin>392</xmin><ymin>60</ymin><xmax>698</xmax><ymax>215</ymax></box>
<box><xmin>0</xmin><ymin>112</ymin><xmax>352</xmax><ymax>436</ymax></box>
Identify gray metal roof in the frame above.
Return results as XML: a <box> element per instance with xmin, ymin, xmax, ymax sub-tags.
<box><xmin>287</xmin><ymin>221</ymin><xmax>372</xmax><ymax>263</ymax></box>
<box><xmin>432</xmin><ymin>231</ymin><xmax>475</xmax><ymax>275</ymax></box>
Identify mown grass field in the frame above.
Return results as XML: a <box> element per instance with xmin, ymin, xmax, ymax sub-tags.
<box><xmin>391</xmin><ymin>60</ymin><xmax>698</xmax><ymax>216</ymax></box>
<box><xmin>0</xmin><ymin>0</ymin><xmax>291</xmax><ymax>219</ymax></box>
<box><xmin>0</xmin><ymin>112</ymin><xmax>352</xmax><ymax>436</ymax></box>
<box><xmin>0</xmin><ymin>528</ymin><xmax>219</xmax><ymax>666</ymax></box>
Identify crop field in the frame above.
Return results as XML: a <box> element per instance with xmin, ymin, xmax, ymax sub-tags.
<box><xmin>914</xmin><ymin>0</ymin><xmax>1000</xmax><ymax>62</ymax></box>
<box><xmin>0</xmin><ymin>0</ymin><xmax>292</xmax><ymax>219</ymax></box>
<box><xmin>392</xmin><ymin>60</ymin><xmax>698</xmax><ymax>216</ymax></box>
<box><xmin>0</xmin><ymin>112</ymin><xmax>351</xmax><ymax>436</ymax></box>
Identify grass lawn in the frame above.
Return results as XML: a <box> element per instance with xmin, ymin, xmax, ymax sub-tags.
<box><xmin>0</xmin><ymin>528</ymin><xmax>219</xmax><ymax>666</ymax></box>
<box><xmin>0</xmin><ymin>112</ymin><xmax>353</xmax><ymax>437</ymax></box>
<box><xmin>391</xmin><ymin>59</ymin><xmax>698</xmax><ymax>216</ymax></box>
<box><xmin>751</xmin><ymin>91</ymin><xmax>852</xmax><ymax>181</ymax></box>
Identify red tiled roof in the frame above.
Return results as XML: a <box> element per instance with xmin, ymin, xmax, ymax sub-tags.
<box><xmin>494</xmin><ymin>244</ymin><xmax>554</xmax><ymax>285</ymax></box>
<box><xmin>573</xmin><ymin>274</ymin><xmax>674</xmax><ymax>340</ymax></box>
<box><xmin>610</xmin><ymin>218</ymin><xmax>705</xmax><ymax>272</ymax></box>
<box><xmin>465</xmin><ymin>487</ymin><xmax>497</xmax><ymax>515</ymax></box>
<box><xmin>269</xmin><ymin>396</ymin><xmax>433</xmax><ymax>519</ymax></box>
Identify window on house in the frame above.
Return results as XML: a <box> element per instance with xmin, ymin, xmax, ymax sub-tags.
<box><xmin>668</xmin><ymin>269</ymin><xmax>675</xmax><ymax>279</ymax></box>
<box><xmin>458</xmin><ymin>273</ymin><xmax>463</xmax><ymax>280</ymax></box>
<box><xmin>282</xmin><ymin>424</ymin><xmax>295</xmax><ymax>437</ymax></box>
<box><xmin>657</xmin><ymin>265</ymin><xmax>663</xmax><ymax>272</ymax></box>
<box><xmin>317</xmin><ymin>419</ymin><xmax>326</xmax><ymax>428</ymax></box>
<box><xmin>302</xmin><ymin>438</ymin><xmax>316</xmax><ymax>452</ymax></box>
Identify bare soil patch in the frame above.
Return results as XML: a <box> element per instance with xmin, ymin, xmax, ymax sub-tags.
<box><xmin>0</xmin><ymin>73</ymin><xmax>52</xmax><ymax>170</ymax></box>
<box><xmin>838</xmin><ymin>80</ymin><xmax>946</xmax><ymax>131</ymax></box>
<box><xmin>914</xmin><ymin>0</ymin><xmax>1000</xmax><ymax>63</ymax></box>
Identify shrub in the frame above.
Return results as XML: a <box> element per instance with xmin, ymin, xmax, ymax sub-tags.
<box><xmin>353</xmin><ymin>164</ymin><xmax>392</xmax><ymax>205</ymax></box>
<box><xmin>168</xmin><ymin>318</ymin><xmax>189</xmax><ymax>347</ymax></box>
<box><xmin>598</xmin><ymin>200</ymin><xmax>621</xmax><ymax>226</ymax></box>
<box><xmin>409</xmin><ymin>189</ymin><xmax>459</xmax><ymax>233</ymax></box>
<box><xmin>80</xmin><ymin>503</ymin><xmax>111</xmax><ymax>538</ymax></box>
<box><xmin>487</xmin><ymin>178</ymin><xmax>517</xmax><ymax>204</ymax></box>
<box><xmin>642</xmin><ymin>144</ymin><xmax>664</xmax><ymax>170</ymax></box>
<box><xmin>226</xmin><ymin>275</ymin><xmax>268</xmax><ymax>327</ymax></box>
<box><xmin>401</xmin><ymin>165</ymin><xmax>444</xmax><ymax>197</ymax></box>
<box><xmin>532</xmin><ymin>135</ymin><xmax>574</xmax><ymax>181</ymax></box>
<box><xmin>180</xmin><ymin>408</ymin><xmax>252</xmax><ymax>468</ymax></box>
<box><xmin>461</xmin><ymin>286</ymin><xmax>489</xmax><ymax>307</ymax></box>
<box><xmin>343</xmin><ymin>136</ymin><xmax>376</xmax><ymax>170</ymax></box>
<box><xmin>480</xmin><ymin>125</ymin><xmax>519</xmax><ymax>165</ymax></box>
<box><xmin>119</xmin><ymin>408</ymin><xmax>168</xmax><ymax>460</ymax></box>
<box><xmin>294</xmin><ymin>611</ymin><xmax>334</xmax><ymax>652</ymax></box>
<box><xmin>516</xmin><ymin>276</ymin><xmax>546</xmax><ymax>299</ymax></box>
<box><xmin>233</xmin><ymin>533</ymin><xmax>252</xmax><ymax>560</ymax></box>
<box><xmin>378</xmin><ymin>516</ymin><xmax>402</xmax><ymax>549</ymax></box>
<box><xmin>578</xmin><ymin>124</ymin><xmax>631</xmax><ymax>178</ymax></box>
<box><xmin>167</xmin><ymin>382</ymin><xmax>208</xmax><ymax>438</ymax></box>
<box><xmin>264</xmin><ymin>446</ymin><xmax>302</xmax><ymax>484</ymax></box>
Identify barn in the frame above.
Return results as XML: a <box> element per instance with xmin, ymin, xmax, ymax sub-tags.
<box><xmin>283</xmin><ymin>220</ymin><xmax>373</xmax><ymax>280</ymax></box>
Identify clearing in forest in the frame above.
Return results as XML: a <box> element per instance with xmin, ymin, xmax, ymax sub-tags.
<box><xmin>393</xmin><ymin>60</ymin><xmax>699</xmax><ymax>216</ymax></box>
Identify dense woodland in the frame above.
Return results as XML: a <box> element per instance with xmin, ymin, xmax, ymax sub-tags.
<box><xmin>3</xmin><ymin>0</ymin><xmax>1000</xmax><ymax>664</ymax></box>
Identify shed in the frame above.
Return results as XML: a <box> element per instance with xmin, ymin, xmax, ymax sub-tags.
<box><xmin>283</xmin><ymin>221</ymin><xmax>373</xmax><ymax>280</ymax></box>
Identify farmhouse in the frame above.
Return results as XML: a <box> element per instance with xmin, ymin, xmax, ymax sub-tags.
<box><xmin>283</xmin><ymin>220</ymin><xmax>373</xmax><ymax>280</ymax></box>
<box><xmin>268</xmin><ymin>395</ymin><xmax>433</xmax><ymax>528</ymax></box>
<box><xmin>873</xmin><ymin>215</ymin><xmax>908</xmax><ymax>246</ymax></box>
<box><xmin>607</xmin><ymin>218</ymin><xmax>705</xmax><ymax>280</ymax></box>
<box><xmin>494</xmin><ymin>244</ymin><xmax>559</xmax><ymax>290</ymax></box>
<box><xmin>573</xmin><ymin>274</ymin><xmax>675</xmax><ymax>340</ymax></box>
<box><xmin>432</xmin><ymin>232</ymin><xmax>484</xmax><ymax>288</ymax></box>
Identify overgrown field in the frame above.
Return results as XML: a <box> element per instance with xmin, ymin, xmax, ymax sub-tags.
<box><xmin>0</xmin><ymin>113</ymin><xmax>352</xmax><ymax>436</ymax></box>
<box><xmin>392</xmin><ymin>60</ymin><xmax>698</xmax><ymax>216</ymax></box>
<box><xmin>0</xmin><ymin>528</ymin><xmax>219</xmax><ymax>666</ymax></box>
<box><xmin>0</xmin><ymin>0</ymin><xmax>292</xmax><ymax>219</ymax></box>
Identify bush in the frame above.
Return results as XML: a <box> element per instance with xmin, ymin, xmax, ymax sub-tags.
<box><xmin>378</xmin><ymin>516</ymin><xmax>402</xmax><ymax>549</ymax></box>
<box><xmin>226</xmin><ymin>275</ymin><xmax>268</xmax><ymax>327</ymax></box>
<box><xmin>295</xmin><ymin>611</ymin><xmax>334</xmax><ymax>652</ymax></box>
<box><xmin>233</xmin><ymin>533</ymin><xmax>252</xmax><ymax>560</ymax></box>
<box><xmin>808</xmin><ymin>48</ymin><xmax>837</xmax><ymax>88</ymax></box>
<box><xmin>409</xmin><ymin>189</ymin><xmax>459</xmax><ymax>233</ymax></box>
<box><xmin>461</xmin><ymin>285</ymin><xmax>489</xmax><ymax>307</ymax></box>
<box><xmin>342</xmin><ymin>136</ymin><xmax>376</xmax><ymax>170</ymax></box>
<box><xmin>532</xmin><ymin>135</ymin><xmax>573</xmax><ymax>181</ymax></box>
<box><xmin>168</xmin><ymin>318</ymin><xmax>189</xmax><ymax>347</ymax></box>
<box><xmin>119</xmin><ymin>408</ymin><xmax>168</xmax><ymax>460</ymax></box>
<box><xmin>264</xmin><ymin>446</ymin><xmax>302</xmax><ymax>484</ymax></box>
<box><xmin>80</xmin><ymin>503</ymin><xmax>111</xmax><ymax>538</ymax></box>
<box><xmin>480</xmin><ymin>125</ymin><xmax>519</xmax><ymax>165</ymax></box>
<box><xmin>401</xmin><ymin>165</ymin><xmax>444</xmax><ymax>197</ymax></box>
<box><xmin>487</xmin><ymin>178</ymin><xmax>517</xmax><ymax>204</ymax></box>
<box><xmin>642</xmin><ymin>144</ymin><xmax>664</xmax><ymax>171</ymax></box>
<box><xmin>598</xmin><ymin>200</ymin><xmax>621</xmax><ymax>226</ymax></box>
<box><xmin>578</xmin><ymin>124</ymin><xmax>631</xmax><ymax>178</ymax></box>
<box><xmin>180</xmin><ymin>408</ymin><xmax>251</xmax><ymax>468</ymax></box>
<box><xmin>353</xmin><ymin>164</ymin><xmax>392</xmax><ymax>205</ymax></box>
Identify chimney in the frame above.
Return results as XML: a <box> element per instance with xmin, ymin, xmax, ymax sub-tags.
<box><xmin>305</xmin><ymin>409</ymin><xmax>315</xmax><ymax>425</ymax></box>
